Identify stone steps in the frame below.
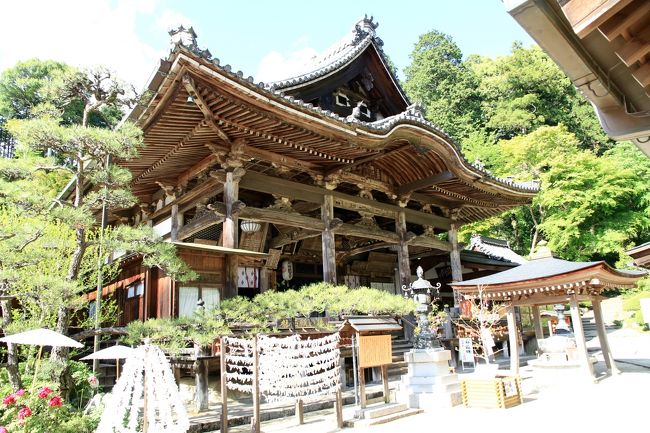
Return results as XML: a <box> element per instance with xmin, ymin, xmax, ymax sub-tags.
<box><xmin>344</xmin><ymin>402</ymin><xmax>423</xmax><ymax>428</ymax></box>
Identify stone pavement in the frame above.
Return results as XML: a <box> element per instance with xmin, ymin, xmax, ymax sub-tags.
<box><xmin>199</xmin><ymin>326</ymin><xmax>650</xmax><ymax>433</ymax></box>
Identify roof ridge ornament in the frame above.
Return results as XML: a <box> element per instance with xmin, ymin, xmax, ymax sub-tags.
<box><xmin>353</xmin><ymin>14</ymin><xmax>381</xmax><ymax>46</ymax></box>
<box><xmin>169</xmin><ymin>25</ymin><xmax>212</xmax><ymax>59</ymax></box>
<box><xmin>530</xmin><ymin>240</ymin><xmax>553</xmax><ymax>260</ymax></box>
<box><xmin>405</xmin><ymin>102</ymin><xmax>426</xmax><ymax>119</ymax></box>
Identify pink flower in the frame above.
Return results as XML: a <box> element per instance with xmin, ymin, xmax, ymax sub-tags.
<box><xmin>17</xmin><ymin>406</ymin><xmax>31</xmax><ymax>420</ymax></box>
<box><xmin>87</xmin><ymin>375</ymin><xmax>99</xmax><ymax>389</ymax></box>
<box><xmin>2</xmin><ymin>394</ymin><xmax>16</xmax><ymax>406</ymax></box>
<box><xmin>48</xmin><ymin>395</ymin><xmax>63</xmax><ymax>408</ymax></box>
<box><xmin>0</xmin><ymin>426</ymin><xmax>8</xmax><ymax>433</ymax></box>
<box><xmin>15</xmin><ymin>389</ymin><xmax>25</xmax><ymax>397</ymax></box>
<box><xmin>37</xmin><ymin>387</ymin><xmax>52</xmax><ymax>399</ymax></box>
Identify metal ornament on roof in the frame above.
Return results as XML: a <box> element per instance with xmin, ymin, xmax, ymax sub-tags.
<box><xmin>402</xmin><ymin>266</ymin><xmax>442</xmax><ymax>349</ymax></box>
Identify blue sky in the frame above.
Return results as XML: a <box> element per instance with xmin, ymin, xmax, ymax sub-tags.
<box><xmin>1</xmin><ymin>0</ymin><xmax>534</xmax><ymax>88</ymax></box>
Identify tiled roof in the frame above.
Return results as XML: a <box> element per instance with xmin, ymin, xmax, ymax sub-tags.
<box><xmin>469</xmin><ymin>234</ymin><xmax>528</xmax><ymax>265</ymax></box>
<box><xmin>150</xmin><ymin>25</ymin><xmax>540</xmax><ymax>195</ymax></box>
<box><xmin>452</xmin><ymin>257</ymin><xmax>645</xmax><ymax>287</ymax></box>
<box><xmin>267</xmin><ymin>15</ymin><xmax>408</xmax><ymax>103</ymax></box>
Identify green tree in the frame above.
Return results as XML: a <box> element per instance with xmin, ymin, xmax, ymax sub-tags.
<box><xmin>1</xmin><ymin>66</ymin><xmax>194</xmax><ymax>391</ymax></box>
<box><xmin>469</xmin><ymin>45</ymin><xmax>612</xmax><ymax>151</ymax></box>
<box><xmin>403</xmin><ymin>30</ymin><xmax>481</xmax><ymax>141</ymax></box>
<box><xmin>0</xmin><ymin>59</ymin><xmax>69</xmax><ymax>121</ymax></box>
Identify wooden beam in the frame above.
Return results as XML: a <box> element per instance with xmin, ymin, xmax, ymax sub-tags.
<box><xmin>212</xmin><ymin>206</ymin><xmax>325</xmax><ymax>231</ymax></box>
<box><xmin>599</xmin><ymin>1</ymin><xmax>650</xmax><ymax>41</ymax></box>
<box><xmin>410</xmin><ymin>235</ymin><xmax>452</xmax><ymax>252</ymax></box>
<box><xmin>240</xmin><ymin>171</ymin><xmax>451</xmax><ymax>229</ymax></box>
<box><xmin>324</xmin><ymin>143</ymin><xmax>411</xmax><ymax>176</ymax></box>
<box><xmin>182</xmin><ymin>75</ymin><xmax>231</xmax><ymax>143</ymax></box>
<box><xmin>269</xmin><ymin>228</ymin><xmax>321</xmax><ymax>249</ymax></box>
<box><xmin>177</xmin><ymin>212</ymin><xmax>220</xmax><ymax>240</ymax></box>
<box><xmin>615</xmin><ymin>25</ymin><xmax>650</xmax><ymax>66</ymax></box>
<box><xmin>396</xmin><ymin>171</ymin><xmax>454</xmax><ymax>195</ymax></box>
<box><xmin>178</xmin><ymin>154</ymin><xmax>219</xmax><ymax>186</ymax></box>
<box><xmin>337</xmin><ymin>242</ymin><xmax>391</xmax><ymax>263</ymax></box>
<box><xmin>146</xmin><ymin>179</ymin><xmax>223</xmax><ymax>223</ymax></box>
<box><xmin>562</xmin><ymin>0</ymin><xmax>633</xmax><ymax>38</ymax></box>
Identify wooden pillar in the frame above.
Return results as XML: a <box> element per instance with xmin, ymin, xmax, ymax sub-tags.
<box><xmin>259</xmin><ymin>268</ymin><xmax>269</xmax><ymax>292</ymax></box>
<box><xmin>447</xmin><ymin>212</ymin><xmax>462</xmax><ymax>306</ymax></box>
<box><xmin>506</xmin><ymin>307</ymin><xmax>519</xmax><ymax>374</ymax></box>
<box><xmin>592</xmin><ymin>298</ymin><xmax>618</xmax><ymax>374</ymax></box>
<box><xmin>194</xmin><ymin>344</ymin><xmax>209</xmax><ymax>412</ymax></box>
<box><xmin>170</xmin><ymin>204</ymin><xmax>179</xmax><ymax>242</ymax></box>
<box><xmin>295</xmin><ymin>399</ymin><xmax>304</xmax><ymax>425</ymax></box>
<box><xmin>358</xmin><ymin>365</ymin><xmax>366</xmax><ymax>409</ymax></box>
<box><xmin>532</xmin><ymin>305</ymin><xmax>544</xmax><ymax>340</ymax></box>
<box><xmin>335</xmin><ymin>389</ymin><xmax>343</xmax><ymax>429</ymax></box>
<box><xmin>251</xmin><ymin>336</ymin><xmax>260</xmax><ymax>433</ymax></box>
<box><xmin>381</xmin><ymin>364</ymin><xmax>390</xmax><ymax>403</ymax></box>
<box><xmin>569</xmin><ymin>296</ymin><xmax>595</xmax><ymax>381</ymax></box>
<box><xmin>321</xmin><ymin>194</ymin><xmax>337</xmax><ymax>284</ymax></box>
<box><xmin>396</xmin><ymin>211</ymin><xmax>411</xmax><ymax>290</ymax></box>
<box><xmin>220</xmin><ymin>338</ymin><xmax>228</xmax><ymax>433</ymax></box>
<box><xmin>223</xmin><ymin>170</ymin><xmax>241</xmax><ymax>299</ymax></box>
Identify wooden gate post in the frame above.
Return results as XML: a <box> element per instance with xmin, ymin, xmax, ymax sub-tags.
<box><xmin>251</xmin><ymin>335</ymin><xmax>260</xmax><ymax>433</ymax></box>
<box><xmin>295</xmin><ymin>399</ymin><xmax>304</xmax><ymax>425</ymax></box>
<box><xmin>220</xmin><ymin>338</ymin><xmax>228</xmax><ymax>433</ymax></box>
<box><xmin>335</xmin><ymin>388</ymin><xmax>343</xmax><ymax>429</ymax></box>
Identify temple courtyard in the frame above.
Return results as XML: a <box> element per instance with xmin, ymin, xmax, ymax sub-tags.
<box><xmin>207</xmin><ymin>325</ymin><xmax>650</xmax><ymax>433</ymax></box>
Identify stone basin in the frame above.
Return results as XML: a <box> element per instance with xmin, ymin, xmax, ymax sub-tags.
<box><xmin>537</xmin><ymin>335</ymin><xmax>576</xmax><ymax>354</ymax></box>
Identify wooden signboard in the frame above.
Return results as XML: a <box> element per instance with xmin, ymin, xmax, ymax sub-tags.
<box><xmin>358</xmin><ymin>335</ymin><xmax>392</xmax><ymax>368</ymax></box>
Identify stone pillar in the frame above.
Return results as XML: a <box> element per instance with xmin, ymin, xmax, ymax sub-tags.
<box><xmin>506</xmin><ymin>306</ymin><xmax>519</xmax><ymax>373</ymax></box>
<box><xmin>396</xmin><ymin>211</ymin><xmax>411</xmax><ymax>291</ymax></box>
<box><xmin>321</xmin><ymin>194</ymin><xmax>337</xmax><ymax>284</ymax></box>
<box><xmin>569</xmin><ymin>296</ymin><xmax>595</xmax><ymax>381</ymax></box>
<box><xmin>592</xmin><ymin>298</ymin><xmax>618</xmax><ymax>374</ymax></box>
<box><xmin>532</xmin><ymin>305</ymin><xmax>544</xmax><ymax>340</ymax></box>
<box><xmin>447</xmin><ymin>211</ymin><xmax>462</xmax><ymax>306</ymax></box>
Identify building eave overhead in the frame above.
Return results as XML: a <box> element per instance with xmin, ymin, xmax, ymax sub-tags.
<box><xmin>505</xmin><ymin>0</ymin><xmax>650</xmax><ymax>157</ymax></box>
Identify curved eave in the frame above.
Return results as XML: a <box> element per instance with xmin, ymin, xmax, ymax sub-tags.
<box><xmin>451</xmin><ymin>261</ymin><xmax>645</xmax><ymax>292</ymax></box>
<box><xmin>126</xmin><ymin>46</ymin><xmax>536</xmax><ymax>210</ymax></box>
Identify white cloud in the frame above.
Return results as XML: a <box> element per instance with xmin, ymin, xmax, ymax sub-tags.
<box><xmin>154</xmin><ymin>9</ymin><xmax>193</xmax><ymax>32</ymax></box>
<box><xmin>255</xmin><ymin>46</ymin><xmax>319</xmax><ymax>83</ymax></box>
<box><xmin>0</xmin><ymin>0</ymin><xmax>187</xmax><ymax>90</ymax></box>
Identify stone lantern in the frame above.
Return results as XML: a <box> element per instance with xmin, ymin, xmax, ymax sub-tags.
<box><xmin>402</xmin><ymin>266</ymin><xmax>441</xmax><ymax>349</ymax></box>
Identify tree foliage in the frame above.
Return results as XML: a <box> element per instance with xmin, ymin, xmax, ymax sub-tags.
<box><xmin>404</xmin><ymin>31</ymin><xmax>647</xmax><ymax>266</ymax></box>
<box><xmin>124</xmin><ymin>283</ymin><xmax>416</xmax><ymax>351</ymax></box>
<box><xmin>0</xmin><ymin>63</ymin><xmax>194</xmax><ymax>390</ymax></box>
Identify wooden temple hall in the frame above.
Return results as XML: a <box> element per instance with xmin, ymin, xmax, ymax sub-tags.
<box><xmin>102</xmin><ymin>17</ymin><xmax>539</xmax><ymax>320</ymax></box>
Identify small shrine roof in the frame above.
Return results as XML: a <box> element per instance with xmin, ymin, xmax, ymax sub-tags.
<box><xmin>468</xmin><ymin>234</ymin><xmax>528</xmax><ymax>265</ymax></box>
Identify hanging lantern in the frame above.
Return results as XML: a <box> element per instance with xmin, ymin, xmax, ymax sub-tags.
<box><xmin>240</xmin><ymin>220</ymin><xmax>261</xmax><ymax>233</ymax></box>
